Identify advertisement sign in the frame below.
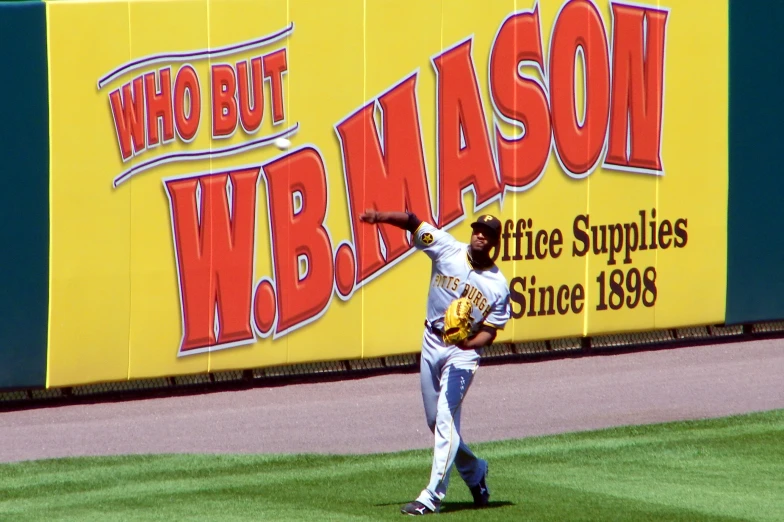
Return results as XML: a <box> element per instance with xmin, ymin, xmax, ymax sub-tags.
<box><xmin>45</xmin><ymin>0</ymin><xmax>728</xmax><ymax>386</ymax></box>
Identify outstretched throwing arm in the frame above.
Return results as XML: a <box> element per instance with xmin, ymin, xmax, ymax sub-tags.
<box><xmin>359</xmin><ymin>209</ymin><xmax>421</xmax><ymax>232</ymax></box>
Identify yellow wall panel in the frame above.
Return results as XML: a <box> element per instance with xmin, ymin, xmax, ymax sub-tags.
<box><xmin>281</xmin><ymin>0</ymin><xmax>365</xmax><ymax>364</ymax></box>
<box><xmin>126</xmin><ymin>0</ymin><xmax>212</xmax><ymax>379</ymax></box>
<box><xmin>205</xmin><ymin>0</ymin><xmax>291</xmax><ymax>372</ymax></box>
<box><xmin>359</xmin><ymin>0</ymin><xmax>443</xmax><ymax>358</ymax></box>
<box><xmin>584</xmin><ymin>175</ymin><xmax>658</xmax><ymax>336</ymax></box>
<box><xmin>653</xmin><ymin>5</ymin><xmax>728</xmax><ymax>328</ymax></box>
<box><xmin>46</xmin><ymin>0</ymin><xmax>133</xmax><ymax>387</ymax></box>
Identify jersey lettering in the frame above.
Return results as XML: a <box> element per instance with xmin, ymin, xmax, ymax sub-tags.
<box><xmin>461</xmin><ymin>284</ymin><xmax>490</xmax><ymax>315</ymax></box>
<box><xmin>434</xmin><ymin>274</ymin><xmax>461</xmax><ymax>291</ymax></box>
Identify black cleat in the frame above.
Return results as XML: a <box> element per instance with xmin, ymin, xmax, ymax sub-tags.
<box><xmin>469</xmin><ymin>467</ymin><xmax>490</xmax><ymax>507</ymax></box>
<box><xmin>401</xmin><ymin>500</ymin><xmax>439</xmax><ymax>516</ymax></box>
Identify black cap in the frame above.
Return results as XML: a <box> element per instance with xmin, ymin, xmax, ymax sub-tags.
<box><xmin>470</xmin><ymin>214</ymin><xmax>502</xmax><ymax>237</ymax></box>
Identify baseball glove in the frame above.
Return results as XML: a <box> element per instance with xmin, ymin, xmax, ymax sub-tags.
<box><xmin>442</xmin><ymin>297</ymin><xmax>473</xmax><ymax>345</ymax></box>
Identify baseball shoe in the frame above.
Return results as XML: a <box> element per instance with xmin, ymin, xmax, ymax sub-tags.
<box><xmin>400</xmin><ymin>500</ymin><xmax>439</xmax><ymax>516</ymax></box>
<box><xmin>469</xmin><ymin>465</ymin><xmax>490</xmax><ymax>507</ymax></box>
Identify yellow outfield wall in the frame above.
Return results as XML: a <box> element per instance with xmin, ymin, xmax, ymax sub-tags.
<box><xmin>44</xmin><ymin>0</ymin><xmax>728</xmax><ymax>387</ymax></box>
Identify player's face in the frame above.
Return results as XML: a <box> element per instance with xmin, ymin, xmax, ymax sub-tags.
<box><xmin>470</xmin><ymin>226</ymin><xmax>498</xmax><ymax>255</ymax></box>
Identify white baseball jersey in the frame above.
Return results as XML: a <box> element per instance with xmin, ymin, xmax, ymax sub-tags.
<box><xmin>413</xmin><ymin>221</ymin><xmax>511</xmax><ymax>336</ymax></box>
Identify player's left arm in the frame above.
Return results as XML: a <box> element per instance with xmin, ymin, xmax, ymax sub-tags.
<box><xmin>457</xmin><ymin>327</ymin><xmax>497</xmax><ymax>350</ymax></box>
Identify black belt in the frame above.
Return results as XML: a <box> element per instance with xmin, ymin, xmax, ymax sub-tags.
<box><xmin>424</xmin><ymin>320</ymin><xmax>444</xmax><ymax>337</ymax></box>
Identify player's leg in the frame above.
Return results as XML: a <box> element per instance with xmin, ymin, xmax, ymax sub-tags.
<box><xmin>419</xmin><ymin>335</ymin><xmax>442</xmax><ymax>433</ymax></box>
<box><xmin>444</xmin><ymin>354</ymin><xmax>487</xmax><ymax>490</ymax></box>
<box><xmin>401</xmin><ymin>331</ymin><xmax>445</xmax><ymax>515</ymax></box>
<box><xmin>447</xmin><ymin>355</ymin><xmax>486</xmax><ymax>488</ymax></box>
<box><xmin>416</xmin><ymin>351</ymin><xmax>479</xmax><ymax>508</ymax></box>
<box><xmin>452</xmin><ymin>403</ymin><xmax>490</xmax><ymax>507</ymax></box>
<box><xmin>453</xmin><ymin>413</ymin><xmax>488</xmax><ymax>488</ymax></box>
<box><xmin>448</xmin><ymin>354</ymin><xmax>491</xmax><ymax>506</ymax></box>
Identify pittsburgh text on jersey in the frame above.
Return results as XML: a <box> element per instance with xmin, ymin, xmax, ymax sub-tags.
<box><xmin>432</xmin><ymin>274</ymin><xmax>492</xmax><ymax>316</ymax></box>
<box><xmin>433</xmin><ymin>274</ymin><xmax>461</xmax><ymax>292</ymax></box>
<box><xmin>461</xmin><ymin>284</ymin><xmax>492</xmax><ymax>316</ymax></box>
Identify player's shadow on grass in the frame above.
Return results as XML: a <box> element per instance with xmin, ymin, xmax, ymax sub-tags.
<box><xmin>376</xmin><ymin>501</ymin><xmax>514</xmax><ymax>513</ymax></box>
<box><xmin>439</xmin><ymin>501</ymin><xmax>514</xmax><ymax>513</ymax></box>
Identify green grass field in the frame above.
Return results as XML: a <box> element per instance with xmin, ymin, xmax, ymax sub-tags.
<box><xmin>1</xmin><ymin>409</ymin><xmax>781</xmax><ymax>521</ymax></box>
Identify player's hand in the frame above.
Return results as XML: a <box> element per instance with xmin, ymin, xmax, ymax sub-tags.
<box><xmin>359</xmin><ymin>209</ymin><xmax>380</xmax><ymax>224</ymax></box>
<box><xmin>456</xmin><ymin>337</ymin><xmax>477</xmax><ymax>350</ymax></box>
<box><xmin>457</xmin><ymin>330</ymin><xmax>494</xmax><ymax>350</ymax></box>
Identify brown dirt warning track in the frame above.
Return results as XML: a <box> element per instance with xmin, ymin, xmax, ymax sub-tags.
<box><xmin>0</xmin><ymin>338</ymin><xmax>782</xmax><ymax>463</ymax></box>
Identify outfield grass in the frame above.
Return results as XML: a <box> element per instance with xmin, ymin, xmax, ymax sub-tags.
<box><xmin>1</xmin><ymin>409</ymin><xmax>782</xmax><ymax>521</ymax></box>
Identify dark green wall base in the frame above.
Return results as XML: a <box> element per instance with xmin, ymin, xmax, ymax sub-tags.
<box><xmin>726</xmin><ymin>1</ymin><xmax>784</xmax><ymax>324</ymax></box>
<box><xmin>0</xmin><ymin>1</ymin><xmax>49</xmax><ymax>389</ymax></box>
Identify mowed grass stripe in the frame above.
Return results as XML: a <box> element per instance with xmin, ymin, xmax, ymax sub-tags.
<box><xmin>1</xmin><ymin>409</ymin><xmax>781</xmax><ymax>521</ymax></box>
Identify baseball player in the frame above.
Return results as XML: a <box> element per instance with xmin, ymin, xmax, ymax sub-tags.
<box><xmin>358</xmin><ymin>209</ymin><xmax>511</xmax><ymax>515</ymax></box>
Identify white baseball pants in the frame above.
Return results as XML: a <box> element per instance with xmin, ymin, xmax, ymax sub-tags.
<box><xmin>415</xmin><ymin>328</ymin><xmax>487</xmax><ymax>510</ymax></box>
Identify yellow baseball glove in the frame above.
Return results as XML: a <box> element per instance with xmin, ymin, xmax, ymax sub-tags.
<box><xmin>442</xmin><ymin>297</ymin><xmax>473</xmax><ymax>345</ymax></box>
